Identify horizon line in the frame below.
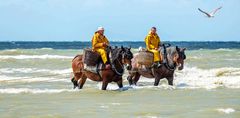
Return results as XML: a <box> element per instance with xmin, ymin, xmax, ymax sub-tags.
<box><xmin>0</xmin><ymin>40</ymin><xmax>240</xmax><ymax>42</ymax></box>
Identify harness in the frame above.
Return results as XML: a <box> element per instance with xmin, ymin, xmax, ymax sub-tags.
<box><xmin>109</xmin><ymin>51</ymin><xmax>125</xmax><ymax>76</ymax></box>
<box><xmin>82</xmin><ymin>47</ymin><xmax>129</xmax><ymax>80</ymax></box>
<box><xmin>96</xmin><ymin>48</ymin><xmax>126</xmax><ymax>77</ymax></box>
<box><xmin>162</xmin><ymin>44</ymin><xmax>176</xmax><ymax>71</ymax></box>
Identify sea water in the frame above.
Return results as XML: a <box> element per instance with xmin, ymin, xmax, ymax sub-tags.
<box><xmin>0</xmin><ymin>41</ymin><xmax>239</xmax><ymax>118</ymax></box>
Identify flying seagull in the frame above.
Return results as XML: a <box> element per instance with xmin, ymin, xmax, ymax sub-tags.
<box><xmin>198</xmin><ymin>6</ymin><xmax>222</xmax><ymax>18</ymax></box>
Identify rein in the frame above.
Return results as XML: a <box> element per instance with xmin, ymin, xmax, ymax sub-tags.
<box><xmin>109</xmin><ymin>51</ymin><xmax>125</xmax><ymax>76</ymax></box>
<box><xmin>162</xmin><ymin>45</ymin><xmax>177</xmax><ymax>71</ymax></box>
<box><xmin>164</xmin><ymin>56</ymin><xmax>176</xmax><ymax>71</ymax></box>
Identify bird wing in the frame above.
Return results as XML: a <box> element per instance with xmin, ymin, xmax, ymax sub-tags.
<box><xmin>211</xmin><ymin>6</ymin><xmax>222</xmax><ymax>15</ymax></box>
<box><xmin>198</xmin><ymin>8</ymin><xmax>211</xmax><ymax>17</ymax></box>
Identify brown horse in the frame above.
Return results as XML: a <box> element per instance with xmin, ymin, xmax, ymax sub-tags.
<box><xmin>71</xmin><ymin>46</ymin><xmax>133</xmax><ymax>90</ymax></box>
<box><xmin>127</xmin><ymin>46</ymin><xmax>186</xmax><ymax>86</ymax></box>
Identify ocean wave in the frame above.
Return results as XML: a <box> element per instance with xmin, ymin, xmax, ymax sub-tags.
<box><xmin>196</xmin><ymin>48</ymin><xmax>237</xmax><ymax>51</ymax></box>
<box><xmin>0</xmin><ymin>68</ymin><xmax>72</xmax><ymax>83</ymax></box>
<box><xmin>0</xmin><ymin>75</ymin><xmax>69</xmax><ymax>83</ymax></box>
<box><xmin>216</xmin><ymin>48</ymin><xmax>234</xmax><ymax>51</ymax></box>
<box><xmin>174</xmin><ymin>67</ymin><xmax>240</xmax><ymax>89</ymax></box>
<box><xmin>0</xmin><ymin>49</ymin><xmax>25</xmax><ymax>55</ymax></box>
<box><xmin>0</xmin><ymin>55</ymin><xmax>73</xmax><ymax>59</ymax></box>
<box><xmin>97</xmin><ymin>83</ymin><xmax>176</xmax><ymax>91</ymax></box>
<box><xmin>1</xmin><ymin>66</ymin><xmax>240</xmax><ymax>90</ymax></box>
<box><xmin>216</xmin><ymin>108</ymin><xmax>235</xmax><ymax>114</ymax></box>
<box><xmin>0</xmin><ymin>88</ymin><xmax>76</xmax><ymax>94</ymax></box>
<box><xmin>0</xmin><ymin>68</ymin><xmax>72</xmax><ymax>74</ymax></box>
<box><xmin>124</xmin><ymin>67</ymin><xmax>240</xmax><ymax>90</ymax></box>
<box><xmin>39</xmin><ymin>48</ymin><xmax>54</xmax><ymax>50</ymax></box>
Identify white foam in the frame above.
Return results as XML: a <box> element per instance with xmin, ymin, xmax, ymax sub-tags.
<box><xmin>111</xmin><ymin>103</ymin><xmax>121</xmax><ymax>105</ymax></box>
<box><xmin>96</xmin><ymin>82</ymin><xmax>175</xmax><ymax>91</ymax></box>
<box><xmin>137</xmin><ymin>115</ymin><xmax>158</xmax><ymax>118</ymax></box>
<box><xmin>174</xmin><ymin>67</ymin><xmax>240</xmax><ymax>89</ymax></box>
<box><xmin>217</xmin><ymin>108</ymin><xmax>235</xmax><ymax>114</ymax></box>
<box><xmin>0</xmin><ymin>88</ymin><xmax>76</xmax><ymax>94</ymax></box>
<box><xmin>216</xmin><ymin>48</ymin><xmax>234</xmax><ymax>51</ymax></box>
<box><xmin>0</xmin><ymin>55</ymin><xmax>73</xmax><ymax>59</ymax></box>
<box><xmin>97</xmin><ymin>83</ymin><xmax>119</xmax><ymax>90</ymax></box>
<box><xmin>0</xmin><ymin>68</ymin><xmax>72</xmax><ymax>83</ymax></box>
<box><xmin>99</xmin><ymin>105</ymin><xmax>109</xmax><ymax>109</ymax></box>
<box><xmin>0</xmin><ymin>75</ymin><xmax>69</xmax><ymax>83</ymax></box>
<box><xmin>0</xmin><ymin>68</ymin><xmax>72</xmax><ymax>74</ymax></box>
<box><xmin>1</xmin><ymin>66</ymin><xmax>240</xmax><ymax>90</ymax></box>
<box><xmin>39</xmin><ymin>48</ymin><xmax>53</xmax><ymax>50</ymax></box>
<box><xmin>124</xmin><ymin>66</ymin><xmax>240</xmax><ymax>90</ymax></box>
<box><xmin>93</xmin><ymin>66</ymin><xmax>240</xmax><ymax>90</ymax></box>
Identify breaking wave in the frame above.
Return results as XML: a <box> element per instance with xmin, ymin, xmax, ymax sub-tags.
<box><xmin>0</xmin><ymin>55</ymin><xmax>73</xmax><ymax>59</ymax></box>
<box><xmin>0</xmin><ymin>88</ymin><xmax>76</xmax><ymax>94</ymax></box>
<box><xmin>0</xmin><ymin>68</ymin><xmax>72</xmax><ymax>74</ymax></box>
<box><xmin>1</xmin><ymin>66</ymin><xmax>240</xmax><ymax>90</ymax></box>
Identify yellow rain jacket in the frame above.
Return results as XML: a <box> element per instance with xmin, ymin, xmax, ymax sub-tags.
<box><xmin>145</xmin><ymin>32</ymin><xmax>161</xmax><ymax>62</ymax></box>
<box><xmin>92</xmin><ymin>32</ymin><xmax>109</xmax><ymax>64</ymax></box>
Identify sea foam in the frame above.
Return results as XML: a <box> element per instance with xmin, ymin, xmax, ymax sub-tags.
<box><xmin>0</xmin><ymin>88</ymin><xmax>76</xmax><ymax>94</ymax></box>
<box><xmin>217</xmin><ymin>108</ymin><xmax>235</xmax><ymax>114</ymax></box>
<box><xmin>0</xmin><ymin>55</ymin><xmax>73</xmax><ymax>59</ymax></box>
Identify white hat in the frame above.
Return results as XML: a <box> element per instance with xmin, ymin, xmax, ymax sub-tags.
<box><xmin>97</xmin><ymin>27</ymin><xmax>104</xmax><ymax>31</ymax></box>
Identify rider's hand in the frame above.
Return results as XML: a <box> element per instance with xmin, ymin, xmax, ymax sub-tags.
<box><xmin>102</xmin><ymin>42</ymin><xmax>107</xmax><ymax>47</ymax></box>
<box><xmin>154</xmin><ymin>48</ymin><xmax>158</xmax><ymax>50</ymax></box>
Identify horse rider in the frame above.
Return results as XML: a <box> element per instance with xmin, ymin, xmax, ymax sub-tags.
<box><xmin>145</xmin><ymin>27</ymin><xmax>162</xmax><ymax>68</ymax></box>
<box><xmin>92</xmin><ymin>27</ymin><xmax>111</xmax><ymax>69</ymax></box>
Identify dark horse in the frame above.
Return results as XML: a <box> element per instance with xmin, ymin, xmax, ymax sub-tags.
<box><xmin>71</xmin><ymin>46</ymin><xmax>133</xmax><ymax>90</ymax></box>
<box><xmin>127</xmin><ymin>46</ymin><xmax>186</xmax><ymax>86</ymax></box>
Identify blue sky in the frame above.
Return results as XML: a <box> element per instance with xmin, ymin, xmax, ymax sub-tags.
<box><xmin>0</xmin><ymin>0</ymin><xmax>239</xmax><ymax>41</ymax></box>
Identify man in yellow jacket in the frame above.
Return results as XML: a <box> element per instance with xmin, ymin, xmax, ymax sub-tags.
<box><xmin>145</xmin><ymin>27</ymin><xmax>162</xmax><ymax>68</ymax></box>
<box><xmin>92</xmin><ymin>27</ymin><xmax>110</xmax><ymax>68</ymax></box>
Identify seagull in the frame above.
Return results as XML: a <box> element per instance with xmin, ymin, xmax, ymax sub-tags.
<box><xmin>198</xmin><ymin>6</ymin><xmax>222</xmax><ymax>18</ymax></box>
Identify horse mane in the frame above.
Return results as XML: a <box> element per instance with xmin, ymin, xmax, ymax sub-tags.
<box><xmin>111</xmin><ymin>47</ymin><xmax>122</xmax><ymax>62</ymax></box>
<box><xmin>166</xmin><ymin>46</ymin><xmax>177</xmax><ymax>55</ymax></box>
<box><xmin>164</xmin><ymin>46</ymin><xmax>178</xmax><ymax>67</ymax></box>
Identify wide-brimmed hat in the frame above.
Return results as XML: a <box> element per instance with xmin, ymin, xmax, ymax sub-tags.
<box><xmin>97</xmin><ymin>27</ymin><xmax>104</xmax><ymax>31</ymax></box>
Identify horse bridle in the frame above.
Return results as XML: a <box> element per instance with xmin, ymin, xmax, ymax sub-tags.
<box><xmin>109</xmin><ymin>50</ymin><xmax>126</xmax><ymax>76</ymax></box>
<box><xmin>162</xmin><ymin>45</ymin><xmax>177</xmax><ymax>71</ymax></box>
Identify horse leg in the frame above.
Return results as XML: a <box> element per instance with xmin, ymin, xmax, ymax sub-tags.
<box><xmin>133</xmin><ymin>72</ymin><xmax>140</xmax><ymax>85</ymax></box>
<box><xmin>127</xmin><ymin>75</ymin><xmax>134</xmax><ymax>85</ymax></box>
<box><xmin>167</xmin><ymin>76</ymin><xmax>174</xmax><ymax>86</ymax></box>
<box><xmin>154</xmin><ymin>77</ymin><xmax>161</xmax><ymax>86</ymax></box>
<box><xmin>72</xmin><ymin>73</ymin><xmax>82</xmax><ymax>89</ymax></box>
<box><xmin>102</xmin><ymin>81</ymin><xmax>108</xmax><ymax>90</ymax></box>
<box><xmin>101</xmin><ymin>78</ymin><xmax>109</xmax><ymax>90</ymax></box>
<box><xmin>78</xmin><ymin>75</ymin><xmax>87</xmax><ymax>89</ymax></box>
<box><xmin>116</xmin><ymin>77</ymin><xmax>123</xmax><ymax>88</ymax></box>
<box><xmin>71</xmin><ymin>77</ymin><xmax>78</xmax><ymax>89</ymax></box>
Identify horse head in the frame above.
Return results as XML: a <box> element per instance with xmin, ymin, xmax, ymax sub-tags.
<box><xmin>111</xmin><ymin>46</ymin><xmax>133</xmax><ymax>71</ymax></box>
<box><xmin>121</xmin><ymin>46</ymin><xmax>133</xmax><ymax>70</ymax></box>
<box><xmin>165</xmin><ymin>46</ymin><xmax>186</xmax><ymax>71</ymax></box>
<box><xmin>175</xmin><ymin>46</ymin><xmax>186</xmax><ymax>70</ymax></box>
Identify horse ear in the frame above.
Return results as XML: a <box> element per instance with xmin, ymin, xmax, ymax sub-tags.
<box><xmin>115</xmin><ymin>46</ymin><xmax>118</xmax><ymax>49</ymax></box>
<box><xmin>176</xmin><ymin>46</ymin><xmax>180</xmax><ymax>51</ymax></box>
<box><xmin>121</xmin><ymin>45</ymin><xmax>124</xmax><ymax>50</ymax></box>
<box><xmin>129</xmin><ymin>46</ymin><xmax>131</xmax><ymax>50</ymax></box>
<box><xmin>183</xmin><ymin>48</ymin><xmax>186</xmax><ymax>51</ymax></box>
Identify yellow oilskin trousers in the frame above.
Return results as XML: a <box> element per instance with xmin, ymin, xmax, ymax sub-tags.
<box><xmin>145</xmin><ymin>32</ymin><xmax>161</xmax><ymax>62</ymax></box>
<box><xmin>92</xmin><ymin>32</ymin><xmax>109</xmax><ymax>64</ymax></box>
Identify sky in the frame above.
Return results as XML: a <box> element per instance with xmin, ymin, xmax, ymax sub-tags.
<box><xmin>0</xmin><ymin>0</ymin><xmax>239</xmax><ymax>41</ymax></box>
